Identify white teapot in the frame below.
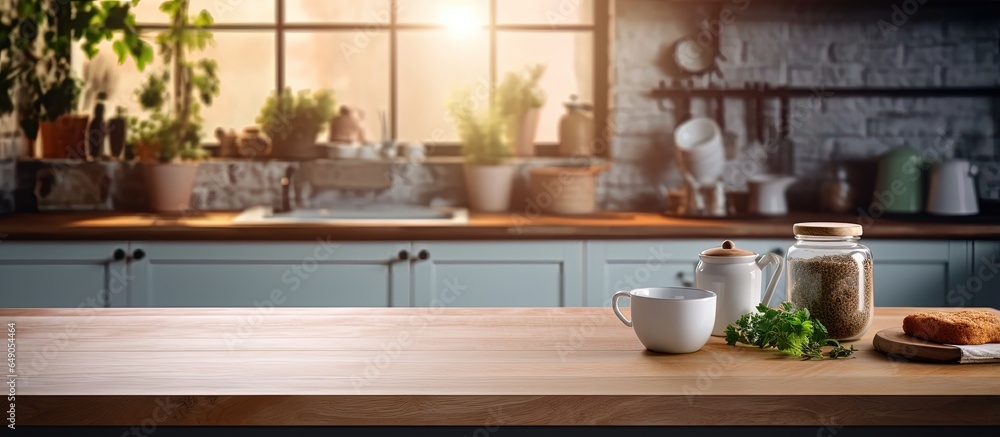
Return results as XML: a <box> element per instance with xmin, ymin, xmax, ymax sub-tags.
<box><xmin>697</xmin><ymin>240</ymin><xmax>783</xmax><ymax>336</ymax></box>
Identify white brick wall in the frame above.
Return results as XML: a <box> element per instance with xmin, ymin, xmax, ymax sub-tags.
<box><xmin>610</xmin><ymin>0</ymin><xmax>1000</xmax><ymax>210</ymax></box>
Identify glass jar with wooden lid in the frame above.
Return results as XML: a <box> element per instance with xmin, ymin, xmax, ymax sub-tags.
<box><xmin>786</xmin><ymin>222</ymin><xmax>874</xmax><ymax>341</ymax></box>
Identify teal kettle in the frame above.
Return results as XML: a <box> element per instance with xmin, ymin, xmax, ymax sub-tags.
<box><xmin>871</xmin><ymin>147</ymin><xmax>926</xmax><ymax>214</ymax></box>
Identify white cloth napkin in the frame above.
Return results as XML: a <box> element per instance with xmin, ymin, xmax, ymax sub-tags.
<box><xmin>950</xmin><ymin>343</ymin><xmax>1000</xmax><ymax>364</ymax></box>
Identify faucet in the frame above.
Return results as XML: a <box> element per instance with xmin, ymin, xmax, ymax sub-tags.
<box><xmin>276</xmin><ymin>166</ymin><xmax>296</xmax><ymax>214</ymax></box>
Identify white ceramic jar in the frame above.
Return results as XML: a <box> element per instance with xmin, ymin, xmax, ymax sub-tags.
<box><xmin>697</xmin><ymin>240</ymin><xmax>784</xmax><ymax>336</ymax></box>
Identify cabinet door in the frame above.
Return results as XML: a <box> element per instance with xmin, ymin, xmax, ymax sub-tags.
<box><xmin>129</xmin><ymin>241</ymin><xmax>410</xmax><ymax>307</ymax></box>
<box><xmin>585</xmin><ymin>240</ymin><xmax>787</xmax><ymax>307</ymax></box>
<box><xmin>863</xmin><ymin>240</ymin><xmax>971</xmax><ymax>307</ymax></box>
<box><xmin>0</xmin><ymin>241</ymin><xmax>129</xmax><ymax>308</ymax></box>
<box><xmin>970</xmin><ymin>241</ymin><xmax>999</xmax><ymax>309</ymax></box>
<box><xmin>411</xmin><ymin>241</ymin><xmax>583</xmax><ymax>307</ymax></box>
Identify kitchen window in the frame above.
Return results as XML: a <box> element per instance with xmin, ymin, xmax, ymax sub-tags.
<box><xmin>74</xmin><ymin>0</ymin><xmax>608</xmax><ymax>154</ymax></box>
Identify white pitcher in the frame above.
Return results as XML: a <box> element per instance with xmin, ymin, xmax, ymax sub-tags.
<box><xmin>748</xmin><ymin>174</ymin><xmax>796</xmax><ymax>216</ymax></box>
<box><xmin>696</xmin><ymin>240</ymin><xmax>783</xmax><ymax>336</ymax></box>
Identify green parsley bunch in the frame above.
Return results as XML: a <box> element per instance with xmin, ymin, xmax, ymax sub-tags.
<box><xmin>724</xmin><ymin>302</ymin><xmax>856</xmax><ymax>360</ymax></box>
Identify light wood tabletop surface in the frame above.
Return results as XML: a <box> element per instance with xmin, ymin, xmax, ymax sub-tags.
<box><xmin>4</xmin><ymin>307</ymin><xmax>999</xmax><ymax>426</ymax></box>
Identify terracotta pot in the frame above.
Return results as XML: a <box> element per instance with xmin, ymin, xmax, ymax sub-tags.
<box><xmin>507</xmin><ymin>108</ymin><xmax>541</xmax><ymax>157</ymax></box>
<box><xmin>143</xmin><ymin>162</ymin><xmax>199</xmax><ymax>213</ymax></box>
<box><xmin>39</xmin><ymin>115</ymin><xmax>89</xmax><ymax>159</ymax></box>
<box><xmin>464</xmin><ymin>164</ymin><xmax>515</xmax><ymax>212</ymax></box>
<box><xmin>271</xmin><ymin>129</ymin><xmax>320</xmax><ymax>160</ymax></box>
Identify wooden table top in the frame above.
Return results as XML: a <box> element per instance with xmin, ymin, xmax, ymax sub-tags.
<box><xmin>2</xmin><ymin>211</ymin><xmax>998</xmax><ymax>241</ymax></box>
<box><xmin>5</xmin><ymin>307</ymin><xmax>1000</xmax><ymax>426</ymax></box>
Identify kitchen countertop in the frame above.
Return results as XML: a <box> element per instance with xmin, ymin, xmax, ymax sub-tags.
<box><xmin>7</xmin><ymin>306</ymin><xmax>999</xmax><ymax>426</ymax></box>
<box><xmin>1</xmin><ymin>211</ymin><xmax>999</xmax><ymax>240</ymax></box>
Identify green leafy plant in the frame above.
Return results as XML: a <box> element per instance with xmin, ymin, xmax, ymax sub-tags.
<box><xmin>448</xmin><ymin>87</ymin><xmax>509</xmax><ymax>166</ymax></box>
<box><xmin>724</xmin><ymin>302</ymin><xmax>856</xmax><ymax>360</ymax></box>
<box><xmin>496</xmin><ymin>64</ymin><xmax>546</xmax><ymax>120</ymax></box>
<box><xmin>130</xmin><ymin>0</ymin><xmax>219</xmax><ymax>163</ymax></box>
<box><xmin>255</xmin><ymin>87</ymin><xmax>337</xmax><ymax>148</ymax></box>
<box><xmin>0</xmin><ymin>0</ymin><xmax>151</xmax><ymax>139</ymax></box>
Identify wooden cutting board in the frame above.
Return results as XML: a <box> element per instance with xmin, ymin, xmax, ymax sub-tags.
<box><xmin>873</xmin><ymin>327</ymin><xmax>962</xmax><ymax>363</ymax></box>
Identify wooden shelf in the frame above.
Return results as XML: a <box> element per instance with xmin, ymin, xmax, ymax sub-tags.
<box><xmin>651</xmin><ymin>83</ymin><xmax>1000</xmax><ymax>99</ymax></box>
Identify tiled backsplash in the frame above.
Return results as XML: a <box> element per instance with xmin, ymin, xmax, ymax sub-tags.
<box><xmin>2</xmin><ymin>1</ymin><xmax>998</xmax><ymax>214</ymax></box>
<box><xmin>607</xmin><ymin>0</ymin><xmax>999</xmax><ymax>210</ymax></box>
<box><xmin>2</xmin><ymin>159</ymin><xmax>466</xmax><ymax>213</ymax></box>
<box><xmin>2</xmin><ymin>158</ymin><xmax>610</xmax><ymax>213</ymax></box>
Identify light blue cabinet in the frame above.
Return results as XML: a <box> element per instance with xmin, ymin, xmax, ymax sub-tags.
<box><xmin>969</xmin><ymin>241</ymin><xmax>1000</xmax><ymax>309</ymax></box>
<box><xmin>411</xmin><ymin>241</ymin><xmax>584</xmax><ymax>307</ymax></box>
<box><xmin>128</xmin><ymin>241</ymin><xmax>411</xmax><ymax>307</ymax></box>
<box><xmin>584</xmin><ymin>240</ymin><xmax>786</xmax><ymax>307</ymax></box>
<box><xmin>0</xmin><ymin>242</ymin><xmax>129</xmax><ymax>308</ymax></box>
<box><xmin>2</xmin><ymin>238</ymin><xmax>986</xmax><ymax>308</ymax></box>
<box><xmin>862</xmin><ymin>240</ymin><xmax>972</xmax><ymax>307</ymax></box>
<box><xmin>586</xmin><ymin>239</ymin><xmax>975</xmax><ymax>309</ymax></box>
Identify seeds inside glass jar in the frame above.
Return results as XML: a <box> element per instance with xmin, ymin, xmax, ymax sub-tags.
<box><xmin>789</xmin><ymin>254</ymin><xmax>874</xmax><ymax>340</ymax></box>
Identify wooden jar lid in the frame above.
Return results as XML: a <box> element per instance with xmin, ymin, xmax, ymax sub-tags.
<box><xmin>701</xmin><ymin>240</ymin><xmax>756</xmax><ymax>257</ymax></box>
<box><xmin>793</xmin><ymin>222</ymin><xmax>863</xmax><ymax>237</ymax></box>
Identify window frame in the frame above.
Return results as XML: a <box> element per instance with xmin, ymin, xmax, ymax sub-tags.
<box><xmin>137</xmin><ymin>0</ymin><xmax>610</xmax><ymax>157</ymax></box>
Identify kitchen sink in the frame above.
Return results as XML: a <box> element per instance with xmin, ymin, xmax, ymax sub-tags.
<box><xmin>232</xmin><ymin>205</ymin><xmax>469</xmax><ymax>225</ymax></box>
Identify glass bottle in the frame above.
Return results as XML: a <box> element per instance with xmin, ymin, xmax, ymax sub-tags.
<box><xmin>820</xmin><ymin>164</ymin><xmax>855</xmax><ymax>213</ymax></box>
<box><xmin>786</xmin><ymin>222</ymin><xmax>874</xmax><ymax>341</ymax></box>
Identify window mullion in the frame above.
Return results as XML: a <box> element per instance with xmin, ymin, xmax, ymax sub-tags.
<box><xmin>390</xmin><ymin>0</ymin><xmax>399</xmax><ymax>142</ymax></box>
<box><xmin>489</xmin><ymin>0</ymin><xmax>498</xmax><ymax>109</ymax></box>
<box><xmin>276</xmin><ymin>0</ymin><xmax>285</xmax><ymax>93</ymax></box>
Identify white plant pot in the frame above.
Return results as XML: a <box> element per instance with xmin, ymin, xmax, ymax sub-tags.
<box><xmin>508</xmin><ymin>108</ymin><xmax>541</xmax><ymax>157</ymax></box>
<box><xmin>464</xmin><ymin>164</ymin><xmax>515</xmax><ymax>213</ymax></box>
<box><xmin>143</xmin><ymin>162</ymin><xmax>199</xmax><ymax>213</ymax></box>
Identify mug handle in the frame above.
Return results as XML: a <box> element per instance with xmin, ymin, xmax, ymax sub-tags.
<box><xmin>756</xmin><ymin>253</ymin><xmax>784</xmax><ymax>307</ymax></box>
<box><xmin>612</xmin><ymin>290</ymin><xmax>633</xmax><ymax>327</ymax></box>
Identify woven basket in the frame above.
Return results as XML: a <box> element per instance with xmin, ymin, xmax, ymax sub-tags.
<box><xmin>527</xmin><ymin>165</ymin><xmax>607</xmax><ymax>215</ymax></box>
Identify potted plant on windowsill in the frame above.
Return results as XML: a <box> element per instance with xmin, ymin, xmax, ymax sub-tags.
<box><xmin>0</xmin><ymin>1</ymin><xmax>151</xmax><ymax>158</ymax></box>
<box><xmin>256</xmin><ymin>87</ymin><xmax>337</xmax><ymax>160</ymax></box>
<box><xmin>35</xmin><ymin>70</ymin><xmax>88</xmax><ymax>159</ymax></box>
<box><xmin>449</xmin><ymin>87</ymin><xmax>514</xmax><ymax>213</ymax></box>
<box><xmin>497</xmin><ymin>64</ymin><xmax>546</xmax><ymax>157</ymax></box>
<box><xmin>130</xmin><ymin>0</ymin><xmax>219</xmax><ymax>213</ymax></box>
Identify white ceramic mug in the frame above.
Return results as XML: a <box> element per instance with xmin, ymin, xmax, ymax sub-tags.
<box><xmin>674</xmin><ymin>117</ymin><xmax>725</xmax><ymax>184</ymax></box>
<box><xmin>697</xmin><ymin>250</ymin><xmax>783</xmax><ymax>337</ymax></box>
<box><xmin>612</xmin><ymin>287</ymin><xmax>717</xmax><ymax>354</ymax></box>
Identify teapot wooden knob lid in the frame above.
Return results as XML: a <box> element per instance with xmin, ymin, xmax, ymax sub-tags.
<box><xmin>701</xmin><ymin>240</ymin><xmax>755</xmax><ymax>257</ymax></box>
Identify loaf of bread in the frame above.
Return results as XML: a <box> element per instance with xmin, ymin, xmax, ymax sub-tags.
<box><xmin>903</xmin><ymin>310</ymin><xmax>1000</xmax><ymax>345</ymax></box>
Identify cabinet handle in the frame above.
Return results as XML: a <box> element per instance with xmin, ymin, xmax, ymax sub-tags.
<box><xmin>676</xmin><ymin>271</ymin><xmax>694</xmax><ymax>288</ymax></box>
<box><xmin>771</xmin><ymin>247</ymin><xmax>785</xmax><ymax>257</ymax></box>
<box><xmin>417</xmin><ymin>250</ymin><xmax>430</xmax><ymax>261</ymax></box>
<box><xmin>132</xmin><ymin>249</ymin><xmax>146</xmax><ymax>261</ymax></box>
<box><xmin>112</xmin><ymin>249</ymin><xmax>127</xmax><ymax>262</ymax></box>
<box><xmin>398</xmin><ymin>250</ymin><xmax>410</xmax><ymax>261</ymax></box>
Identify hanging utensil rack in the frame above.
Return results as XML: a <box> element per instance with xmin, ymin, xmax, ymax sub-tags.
<box><xmin>653</xmin><ymin>80</ymin><xmax>1000</xmax><ymax>174</ymax></box>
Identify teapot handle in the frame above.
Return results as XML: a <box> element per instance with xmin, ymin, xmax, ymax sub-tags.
<box><xmin>755</xmin><ymin>252</ymin><xmax>784</xmax><ymax>307</ymax></box>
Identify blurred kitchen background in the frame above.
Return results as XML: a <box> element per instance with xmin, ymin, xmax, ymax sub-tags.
<box><xmin>0</xmin><ymin>0</ymin><xmax>997</xmax><ymax>217</ymax></box>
